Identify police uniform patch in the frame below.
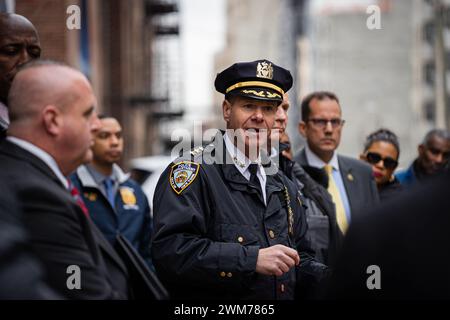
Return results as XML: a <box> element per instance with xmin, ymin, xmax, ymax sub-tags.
<box><xmin>119</xmin><ymin>187</ymin><xmax>137</xmax><ymax>205</ymax></box>
<box><xmin>170</xmin><ymin>161</ymin><xmax>200</xmax><ymax>194</ymax></box>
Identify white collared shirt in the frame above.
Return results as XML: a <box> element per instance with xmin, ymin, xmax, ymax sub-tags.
<box><xmin>223</xmin><ymin>132</ymin><xmax>267</xmax><ymax>204</ymax></box>
<box><xmin>304</xmin><ymin>143</ymin><xmax>340</xmax><ymax>171</ymax></box>
<box><xmin>7</xmin><ymin>137</ymin><xmax>69</xmax><ymax>189</ymax></box>
<box><xmin>304</xmin><ymin>143</ymin><xmax>352</xmax><ymax>222</ymax></box>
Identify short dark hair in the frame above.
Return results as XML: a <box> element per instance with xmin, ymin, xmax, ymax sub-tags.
<box><xmin>363</xmin><ymin>128</ymin><xmax>400</xmax><ymax>157</ymax></box>
<box><xmin>301</xmin><ymin>91</ymin><xmax>340</xmax><ymax>121</ymax></box>
<box><xmin>224</xmin><ymin>92</ymin><xmax>240</xmax><ymax>104</ymax></box>
<box><xmin>422</xmin><ymin>128</ymin><xmax>450</xmax><ymax>146</ymax></box>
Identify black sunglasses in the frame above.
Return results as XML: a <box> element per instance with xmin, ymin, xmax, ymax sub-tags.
<box><xmin>365</xmin><ymin>152</ymin><xmax>398</xmax><ymax>170</ymax></box>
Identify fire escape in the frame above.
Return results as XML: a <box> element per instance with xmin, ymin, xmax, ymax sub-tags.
<box><xmin>130</xmin><ymin>0</ymin><xmax>183</xmax><ymax>154</ymax></box>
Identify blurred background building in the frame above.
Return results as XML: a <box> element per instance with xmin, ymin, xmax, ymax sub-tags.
<box><xmin>300</xmin><ymin>0</ymin><xmax>450</xmax><ymax>167</ymax></box>
<box><xmin>4</xmin><ymin>0</ymin><xmax>183</xmax><ymax>167</ymax></box>
<box><xmin>2</xmin><ymin>0</ymin><xmax>450</xmax><ymax>168</ymax></box>
<box><xmin>213</xmin><ymin>0</ymin><xmax>450</xmax><ymax>167</ymax></box>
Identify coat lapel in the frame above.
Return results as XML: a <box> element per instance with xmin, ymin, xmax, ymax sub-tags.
<box><xmin>294</xmin><ymin>148</ymin><xmax>308</xmax><ymax>167</ymax></box>
<box><xmin>0</xmin><ymin>140</ymin><xmax>65</xmax><ymax>188</ymax></box>
<box><xmin>337</xmin><ymin>156</ymin><xmax>356</xmax><ymax>214</ymax></box>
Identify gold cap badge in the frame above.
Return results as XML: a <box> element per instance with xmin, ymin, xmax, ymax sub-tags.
<box><xmin>256</xmin><ymin>61</ymin><xmax>273</xmax><ymax>79</ymax></box>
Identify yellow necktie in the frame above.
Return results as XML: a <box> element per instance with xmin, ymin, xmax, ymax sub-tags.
<box><xmin>324</xmin><ymin>164</ymin><xmax>348</xmax><ymax>234</ymax></box>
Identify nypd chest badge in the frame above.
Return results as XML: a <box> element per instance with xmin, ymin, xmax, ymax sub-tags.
<box><xmin>120</xmin><ymin>187</ymin><xmax>137</xmax><ymax>205</ymax></box>
<box><xmin>170</xmin><ymin>161</ymin><xmax>200</xmax><ymax>194</ymax></box>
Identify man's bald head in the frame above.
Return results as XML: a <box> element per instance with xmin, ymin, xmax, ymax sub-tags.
<box><xmin>0</xmin><ymin>13</ymin><xmax>40</xmax><ymax>105</ymax></box>
<box><xmin>8</xmin><ymin>60</ymin><xmax>92</xmax><ymax>124</ymax></box>
<box><xmin>0</xmin><ymin>13</ymin><xmax>37</xmax><ymax>29</ymax></box>
<box><xmin>8</xmin><ymin>60</ymin><xmax>100</xmax><ymax>176</ymax></box>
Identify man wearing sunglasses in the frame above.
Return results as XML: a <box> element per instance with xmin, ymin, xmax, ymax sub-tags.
<box><xmin>294</xmin><ymin>91</ymin><xmax>379</xmax><ymax>238</ymax></box>
<box><xmin>395</xmin><ymin>129</ymin><xmax>450</xmax><ymax>186</ymax></box>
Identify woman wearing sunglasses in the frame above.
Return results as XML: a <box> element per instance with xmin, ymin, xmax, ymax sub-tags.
<box><xmin>360</xmin><ymin>129</ymin><xmax>403</xmax><ymax>201</ymax></box>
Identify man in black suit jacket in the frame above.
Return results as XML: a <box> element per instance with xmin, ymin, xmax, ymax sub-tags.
<box><xmin>0</xmin><ymin>184</ymin><xmax>58</xmax><ymax>299</ymax></box>
<box><xmin>0</xmin><ymin>60</ymin><xmax>129</xmax><ymax>299</ymax></box>
<box><xmin>294</xmin><ymin>91</ymin><xmax>379</xmax><ymax>252</ymax></box>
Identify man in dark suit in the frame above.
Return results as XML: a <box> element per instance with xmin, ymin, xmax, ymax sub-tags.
<box><xmin>0</xmin><ymin>60</ymin><xmax>130</xmax><ymax>299</ymax></box>
<box><xmin>0</xmin><ymin>13</ymin><xmax>41</xmax><ymax>138</ymax></box>
<box><xmin>0</xmin><ymin>184</ymin><xmax>59</xmax><ymax>299</ymax></box>
<box><xmin>294</xmin><ymin>91</ymin><xmax>379</xmax><ymax>239</ymax></box>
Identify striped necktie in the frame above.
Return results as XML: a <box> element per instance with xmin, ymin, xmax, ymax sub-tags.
<box><xmin>67</xmin><ymin>180</ymin><xmax>89</xmax><ymax>217</ymax></box>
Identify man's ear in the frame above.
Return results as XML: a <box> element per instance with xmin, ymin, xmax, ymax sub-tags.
<box><xmin>418</xmin><ymin>144</ymin><xmax>425</xmax><ymax>157</ymax></box>
<box><xmin>359</xmin><ymin>153</ymin><xmax>366</xmax><ymax>161</ymax></box>
<box><xmin>42</xmin><ymin>105</ymin><xmax>62</xmax><ymax>136</ymax></box>
<box><xmin>223</xmin><ymin>100</ymin><xmax>232</xmax><ymax>123</ymax></box>
<box><xmin>298</xmin><ymin>121</ymin><xmax>307</xmax><ymax>137</ymax></box>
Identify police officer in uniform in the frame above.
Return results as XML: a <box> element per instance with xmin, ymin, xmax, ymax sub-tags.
<box><xmin>151</xmin><ymin>60</ymin><xmax>328</xmax><ymax>300</ymax></box>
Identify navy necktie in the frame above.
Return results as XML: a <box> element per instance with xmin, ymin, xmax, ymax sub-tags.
<box><xmin>103</xmin><ymin>178</ymin><xmax>115</xmax><ymax>207</ymax></box>
<box><xmin>248</xmin><ymin>163</ymin><xmax>262</xmax><ymax>197</ymax></box>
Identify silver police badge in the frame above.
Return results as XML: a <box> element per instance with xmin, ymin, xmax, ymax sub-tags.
<box><xmin>169</xmin><ymin>161</ymin><xmax>200</xmax><ymax>194</ymax></box>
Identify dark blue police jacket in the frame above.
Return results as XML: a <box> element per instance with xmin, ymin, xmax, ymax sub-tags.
<box><xmin>70</xmin><ymin>165</ymin><xmax>153</xmax><ymax>269</ymax></box>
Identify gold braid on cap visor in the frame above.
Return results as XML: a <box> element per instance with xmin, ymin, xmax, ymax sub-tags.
<box><xmin>225</xmin><ymin>81</ymin><xmax>285</xmax><ymax>95</ymax></box>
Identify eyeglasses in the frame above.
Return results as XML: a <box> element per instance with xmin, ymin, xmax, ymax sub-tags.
<box><xmin>307</xmin><ymin>118</ymin><xmax>345</xmax><ymax>129</ymax></box>
<box><xmin>365</xmin><ymin>152</ymin><xmax>398</xmax><ymax>170</ymax></box>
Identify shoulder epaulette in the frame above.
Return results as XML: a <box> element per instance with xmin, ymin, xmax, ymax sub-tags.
<box><xmin>190</xmin><ymin>146</ymin><xmax>204</xmax><ymax>157</ymax></box>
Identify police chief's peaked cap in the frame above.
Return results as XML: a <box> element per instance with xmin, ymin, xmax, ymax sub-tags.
<box><xmin>214</xmin><ymin>59</ymin><xmax>293</xmax><ymax>103</ymax></box>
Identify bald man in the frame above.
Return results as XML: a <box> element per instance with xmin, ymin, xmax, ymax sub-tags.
<box><xmin>0</xmin><ymin>60</ymin><xmax>131</xmax><ymax>299</ymax></box>
<box><xmin>0</xmin><ymin>13</ymin><xmax>41</xmax><ymax>136</ymax></box>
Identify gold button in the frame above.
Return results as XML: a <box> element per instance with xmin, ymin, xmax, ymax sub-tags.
<box><xmin>220</xmin><ymin>271</ymin><xmax>226</xmax><ymax>277</ymax></box>
<box><xmin>237</xmin><ymin>236</ymin><xmax>244</xmax><ymax>243</ymax></box>
<box><xmin>268</xmin><ymin>230</ymin><xmax>275</xmax><ymax>239</ymax></box>
<box><xmin>280</xmin><ymin>284</ymin><xmax>285</xmax><ymax>292</ymax></box>
<box><xmin>227</xmin><ymin>272</ymin><xmax>233</xmax><ymax>278</ymax></box>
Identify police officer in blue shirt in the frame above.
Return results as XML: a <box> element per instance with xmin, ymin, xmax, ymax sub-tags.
<box><xmin>151</xmin><ymin>60</ymin><xmax>328</xmax><ymax>300</ymax></box>
<box><xmin>71</xmin><ymin>115</ymin><xmax>153</xmax><ymax>269</ymax></box>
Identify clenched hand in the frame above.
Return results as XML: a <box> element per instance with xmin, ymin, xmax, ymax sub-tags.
<box><xmin>255</xmin><ymin>244</ymin><xmax>300</xmax><ymax>276</ymax></box>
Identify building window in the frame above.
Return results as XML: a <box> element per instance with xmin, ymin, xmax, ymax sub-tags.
<box><xmin>424</xmin><ymin>100</ymin><xmax>436</xmax><ymax>123</ymax></box>
<box><xmin>423</xmin><ymin>21</ymin><xmax>435</xmax><ymax>44</ymax></box>
<box><xmin>424</xmin><ymin>61</ymin><xmax>435</xmax><ymax>86</ymax></box>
